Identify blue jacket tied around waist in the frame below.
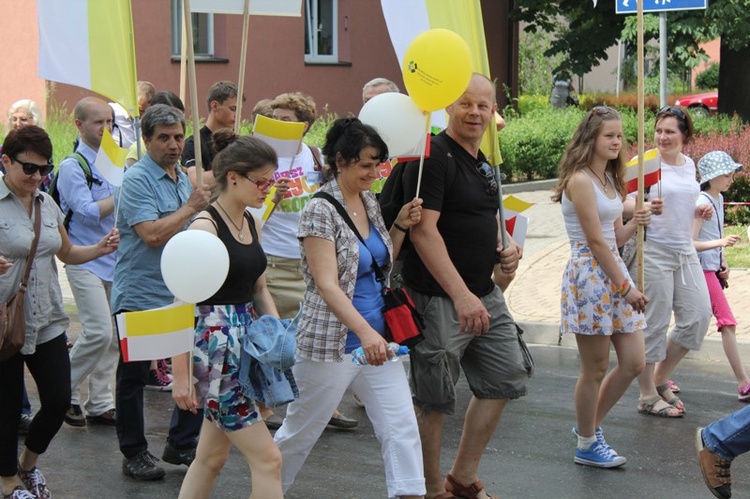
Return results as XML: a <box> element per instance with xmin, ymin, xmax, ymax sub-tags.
<box><xmin>239</xmin><ymin>313</ymin><xmax>299</xmax><ymax>408</ymax></box>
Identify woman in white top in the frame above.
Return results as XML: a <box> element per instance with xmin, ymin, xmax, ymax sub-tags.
<box><xmin>625</xmin><ymin>106</ymin><xmax>713</xmax><ymax>417</ymax></box>
<box><xmin>553</xmin><ymin>106</ymin><xmax>650</xmax><ymax>468</ymax></box>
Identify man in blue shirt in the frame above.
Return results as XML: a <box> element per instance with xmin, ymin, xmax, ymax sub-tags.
<box><xmin>111</xmin><ymin>104</ymin><xmax>210</xmax><ymax>481</ymax></box>
<box><xmin>58</xmin><ymin>97</ymin><xmax>120</xmax><ymax>429</ymax></box>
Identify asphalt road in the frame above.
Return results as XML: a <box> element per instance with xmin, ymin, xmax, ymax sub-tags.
<box><xmin>20</xmin><ymin>343</ymin><xmax>746</xmax><ymax>498</ymax></box>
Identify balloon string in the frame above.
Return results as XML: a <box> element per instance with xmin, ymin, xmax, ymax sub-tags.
<box><xmin>414</xmin><ymin>112</ymin><xmax>431</xmax><ymax>199</ymax></box>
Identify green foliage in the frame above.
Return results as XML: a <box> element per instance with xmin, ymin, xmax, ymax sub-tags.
<box><xmin>515</xmin><ymin>95</ymin><xmax>550</xmax><ymax>115</ymax></box>
<box><xmin>304</xmin><ymin>109</ymin><xmax>338</xmax><ymax>149</ymax></box>
<box><xmin>696</xmin><ymin>63</ymin><xmax>720</xmax><ymax>89</ymax></box>
<box><xmin>517</xmin><ymin>28</ymin><xmax>565</xmax><ymax>95</ymax></box>
<box><xmin>44</xmin><ymin>106</ymin><xmax>78</xmax><ymax>167</ymax></box>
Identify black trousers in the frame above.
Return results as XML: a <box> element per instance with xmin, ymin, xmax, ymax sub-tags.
<box><xmin>0</xmin><ymin>334</ymin><xmax>70</xmax><ymax>477</ymax></box>
<box><xmin>115</xmin><ymin>355</ymin><xmax>203</xmax><ymax>459</ymax></box>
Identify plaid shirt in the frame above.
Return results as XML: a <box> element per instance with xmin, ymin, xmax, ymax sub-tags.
<box><xmin>296</xmin><ymin>177</ymin><xmax>393</xmax><ymax>362</ymax></box>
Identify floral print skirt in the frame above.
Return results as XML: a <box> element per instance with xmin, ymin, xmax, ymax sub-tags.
<box><xmin>194</xmin><ymin>303</ymin><xmax>261</xmax><ymax>432</ymax></box>
<box><xmin>560</xmin><ymin>241</ymin><xmax>646</xmax><ymax>336</ymax></box>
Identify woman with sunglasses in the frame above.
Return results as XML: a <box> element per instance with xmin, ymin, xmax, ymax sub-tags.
<box><xmin>273</xmin><ymin>118</ymin><xmax>424</xmax><ymax>498</ymax></box>
<box><xmin>625</xmin><ymin>106</ymin><xmax>712</xmax><ymax>417</ymax></box>
<box><xmin>171</xmin><ymin>130</ymin><xmax>285</xmax><ymax>498</ymax></box>
<box><xmin>554</xmin><ymin>106</ymin><xmax>650</xmax><ymax>468</ymax></box>
<box><xmin>0</xmin><ymin>125</ymin><xmax>118</xmax><ymax>499</ymax></box>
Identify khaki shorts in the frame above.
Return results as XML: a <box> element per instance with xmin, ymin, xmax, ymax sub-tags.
<box><xmin>408</xmin><ymin>286</ymin><xmax>531</xmax><ymax>415</ymax></box>
<box><xmin>265</xmin><ymin>255</ymin><xmax>305</xmax><ymax>320</ymax></box>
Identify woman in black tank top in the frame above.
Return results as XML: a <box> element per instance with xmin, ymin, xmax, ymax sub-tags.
<box><xmin>172</xmin><ymin>131</ymin><xmax>285</xmax><ymax>498</ymax></box>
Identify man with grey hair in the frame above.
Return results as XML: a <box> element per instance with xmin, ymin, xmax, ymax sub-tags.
<box><xmin>111</xmin><ymin>104</ymin><xmax>211</xmax><ymax>481</ymax></box>
<box><xmin>362</xmin><ymin>77</ymin><xmax>400</xmax><ymax>104</ymax></box>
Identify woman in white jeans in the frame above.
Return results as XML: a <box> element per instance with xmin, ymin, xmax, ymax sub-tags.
<box><xmin>625</xmin><ymin>106</ymin><xmax>712</xmax><ymax>417</ymax></box>
<box><xmin>274</xmin><ymin>118</ymin><xmax>424</xmax><ymax>498</ymax></box>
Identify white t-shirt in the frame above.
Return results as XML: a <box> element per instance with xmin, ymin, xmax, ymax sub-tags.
<box><xmin>696</xmin><ymin>192</ymin><xmax>724</xmax><ymax>271</ymax></box>
<box><xmin>261</xmin><ymin>144</ymin><xmax>323</xmax><ymax>259</ymax></box>
<box><xmin>631</xmin><ymin>156</ymin><xmax>699</xmax><ymax>253</ymax></box>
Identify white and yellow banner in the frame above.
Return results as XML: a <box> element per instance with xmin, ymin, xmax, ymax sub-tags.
<box><xmin>37</xmin><ymin>0</ymin><xmax>139</xmax><ymax>116</ymax></box>
<box><xmin>380</xmin><ymin>0</ymin><xmax>501</xmax><ymax>165</ymax></box>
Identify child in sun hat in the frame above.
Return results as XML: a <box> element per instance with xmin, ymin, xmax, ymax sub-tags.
<box><xmin>694</xmin><ymin>150</ymin><xmax>749</xmax><ymax>400</ymax></box>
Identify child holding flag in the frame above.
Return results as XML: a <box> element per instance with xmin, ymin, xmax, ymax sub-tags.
<box><xmin>553</xmin><ymin>106</ymin><xmax>651</xmax><ymax>468</ymax></box>
<box><xmin>694</xmin><ymin>151</ymin><xmax>749</xmax><ymax>401</ymax></box>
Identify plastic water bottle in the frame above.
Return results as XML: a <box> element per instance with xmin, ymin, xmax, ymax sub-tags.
<box><xmin>351</xmin><ymin>342</ymin><xmax>409</xmax><ymax>365</ymax></box>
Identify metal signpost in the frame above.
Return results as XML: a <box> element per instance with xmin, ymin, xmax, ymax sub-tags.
<box><xmin>617</xmin><ymin>0</ymin><xmax>709</xmax><ymax>107</ymax></box>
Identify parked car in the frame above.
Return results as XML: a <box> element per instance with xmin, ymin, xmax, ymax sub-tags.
<box><xmin>673</xmin><ymin>91</ymin><xmax>718</xmax><ymax>118</ymax></box>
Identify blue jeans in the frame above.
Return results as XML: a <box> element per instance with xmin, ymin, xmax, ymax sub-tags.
<box><xmin>703</xmin><ymin>405</ymin><xmax>750</xmax><ymax>461</ymax></box>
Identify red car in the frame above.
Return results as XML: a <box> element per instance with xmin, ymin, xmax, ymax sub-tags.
<box><xmin>673</xmin><ymin>91</ymin><xmax>718</xmax><ymax>118</ymax></box>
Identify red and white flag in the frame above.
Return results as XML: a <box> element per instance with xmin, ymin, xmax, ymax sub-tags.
<box><xmin>625</xmin><ymin>149</ymin><xmax>661</xmax><ymax>194</ymax></box>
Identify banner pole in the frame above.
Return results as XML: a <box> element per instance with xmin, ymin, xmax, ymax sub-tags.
<box><xmin>636</xmin><ymin>0</ymin><xmax>645</xmax><ymax>291</ymax></box>
<box><xmin>180</xmin><ymin>11</ymin><xmax>187</xmax><ymax>105</ymax></box>
<box><xmin>183</xmin><ymin>0</ymin><xmax>203</xmax><ymax>185</ymax></box>
<box><xmin>234</xmin><ymin>0</ymin><xmax>251</xmax><ymax>134</ymax></box>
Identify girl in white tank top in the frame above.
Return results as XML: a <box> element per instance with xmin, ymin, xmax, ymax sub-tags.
<box><xmin>552</xmin><ymin>106</ymin><xmax>654</xmax><ymax>468</ymax></box>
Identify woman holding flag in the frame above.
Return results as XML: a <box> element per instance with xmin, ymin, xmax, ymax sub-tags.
<box><xmin>625</xmin><ymin>106</ymin><xmax>712</xmax><ymax>417</ymax></box>
<box><xmin>554</xmin><ymin>106</ymin><xmax>651</xmax><ymax>467</ymax></box>
<box><xmin>171</xmin><ymin>130</ymin><xmax>284</xmax><ymax>498</ymax></box>
<box><xmin>0</xmin><ymin>125</ymin><xmax>119</xmax><ymax>499</ymax></box>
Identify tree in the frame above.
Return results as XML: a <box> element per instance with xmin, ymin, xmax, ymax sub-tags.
<box><xmin>511</xmin><ymin>0</ymin><xmax>750</xmax><ymax>122</ymax></box>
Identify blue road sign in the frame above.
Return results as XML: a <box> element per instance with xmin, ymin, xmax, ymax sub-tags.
<box><xmin>616</xmin><ymin>0</ymin><xmax>708</xmax><ymax>14</ymax></box>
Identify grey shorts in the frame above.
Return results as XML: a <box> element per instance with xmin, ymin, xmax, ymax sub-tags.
<box><xmin>408</xmin><ymin>286</ymin><xmax>532</xmax><ymax>415</ymax></box>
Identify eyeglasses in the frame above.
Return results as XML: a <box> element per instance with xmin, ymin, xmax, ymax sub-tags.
<box><xmin>475</xmin><ymin>161</ymin><xmax>499</xmax><ymax>197</ymax></box>
<box><xmin>13</xmin><ymin>157</ymin><xmax>54</xmax><ymax>176</ymax></box>
<box><xmin>244</xmin><ymin>175</ymin><xmax>275</xmax><ymax>191</ymax></box>
<box><xmin>658</xmin><ymin>106</ymin><xmax>687</xmax><ymax>121</ymax></box>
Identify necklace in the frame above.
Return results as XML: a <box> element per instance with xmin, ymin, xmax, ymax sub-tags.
<box><xmin>215</xmin><ymin>201</ymin><xmax>245</xmax><ymax>241</ymax></box>
<box><xmin>587</xmin><ymin>167</ymin><xmax>609</xmax><ymax>191</ymax></box>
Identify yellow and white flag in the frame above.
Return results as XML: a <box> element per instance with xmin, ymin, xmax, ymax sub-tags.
<box><xmin>116</xmin><ymin>302</ymin><xmax>194</xmax><ymax>363</ymax></box>
<box><xmin>191</xmin><ymin>0</ymin><xmax>302</xmax><ymax>16</ymax></box>
<box><xmin>252</xmin><ymin>115</ymin><xmax>306</xmax><ymax>160</ymax></box>
<box><xmin>380</xmin><ymin>0</ymin><xmax>501</xmax><ymax>166</ymax></box>
<box><xmin>95</xmin><ymin>128</ymin><xmax>129</xmax><ymax>187</ymax></box>
<box><xmin>37</xmin><ymin>0</ymin><xmax>139</xmax><ymax>116</ymax></box>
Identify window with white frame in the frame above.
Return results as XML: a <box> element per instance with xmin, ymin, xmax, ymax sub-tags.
<box><xmin>171</xmin><ymin>0</ymin><xmax>215</xmax><ymax>58</ymax></box>
<box><xmin>305</xmin><ymin>0</ymin><xmax>337</xmax><ymax>63</ymax></box>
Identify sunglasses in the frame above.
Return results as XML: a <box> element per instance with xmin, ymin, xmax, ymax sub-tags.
<box><xmin>244</xmin><ymin>175</ymin><xmax>275</xmax><ymax>191</ymax></box>
<box><xmin>475</xmin><ymin>161</ymin><xmax>499</xmax><ymax>197</ymax></box>
<box><xmin>14</xmin><ymin>157</ymin><xmax>54</xmax><ymax>176</ymax></box>
<box><xmin>658</xmin><ymin>106</ymin><xmax>687</xmax><ymax>121</ymax></box>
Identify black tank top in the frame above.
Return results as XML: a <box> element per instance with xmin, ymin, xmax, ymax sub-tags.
<box><xmin>198</xmin><ymin>205</ymin><xmax>267</xmax><ymax>306</ymax></box>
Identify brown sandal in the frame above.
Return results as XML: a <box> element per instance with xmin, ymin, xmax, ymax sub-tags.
<box><xmin>445</xmin><ymin>473</ymin><xmax>500</xmax><ymax>499</ymax></box>
<box><xmin>656</xmin><ymin>384</ymin><xmax>686</xmax><ymax>413</ymax></box>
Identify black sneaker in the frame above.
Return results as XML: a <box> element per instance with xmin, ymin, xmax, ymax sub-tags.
<box><xmin>17</xmin><ymin>414</ymin><xmax>33</xmax><ymax>435</ymax></box>
<box><xmin>64</xmin><ymin>405</ymin><xmax>86</xmax><ymax>427</ymax></box>
<box><xmin>122</xmin><ymin>450</ymin><xmax>166</xmax><ymax>481</ymax></box>
<box><xmin>162</xmin><ymin>443</ymin><xmax>196</xmax><ymax>466</ymax></box>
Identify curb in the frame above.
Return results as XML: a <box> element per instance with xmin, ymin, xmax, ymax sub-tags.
<box><xmin>502</xmin><ymin>178</ymin><xmax>557</xmax><ymax>194</ymax></box>
<box><xmin>518</xmin><ymin>320</ymin><xmax>750</xmax><ymax>365</ymax></box>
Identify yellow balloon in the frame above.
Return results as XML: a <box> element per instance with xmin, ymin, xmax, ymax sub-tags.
<box><xmin>402</xmin><ymin>29</ymin><xmax>473</xmax><ymax>112</ymax></box>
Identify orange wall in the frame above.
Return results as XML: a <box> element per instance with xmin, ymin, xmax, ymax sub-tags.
<box><xmin>693</xmin><ymin>39</ymin><xmax>720</xmax><ymax>87</ymax></box>
<box><xmin>0</xmin><ymin>0</ymin><xmax>47</xmax><ymax>125</ymax></box>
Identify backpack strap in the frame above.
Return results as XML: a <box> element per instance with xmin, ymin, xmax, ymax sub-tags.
<box><xmin>60</xmin><ymin>152</ymin><xmax>100</xmax><ymax>229</ymax></box>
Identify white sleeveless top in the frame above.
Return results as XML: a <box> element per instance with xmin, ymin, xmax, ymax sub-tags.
<box><xmin>562</xmin><ymin>173</ymin><xmax>622</xmax><ymax>243</ymax></box>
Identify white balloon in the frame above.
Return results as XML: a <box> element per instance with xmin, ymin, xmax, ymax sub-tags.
<box><xmin>358</xmin><ymin>93</ymin><xmax>428</xmax><ymax>157</ymax></box>
<box><xmin>161</xmin><ymin>230</ymin><xmax>230</xmax><ymax>303</ymax></box>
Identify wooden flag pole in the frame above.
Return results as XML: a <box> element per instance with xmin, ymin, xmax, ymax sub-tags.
<box><xmin>413</xmin><ymin>114</ymin><xmax>431</xmax><ymax>199</ymax></box>
<box><xmin>183</xmin><ymin>0</ymin><xmax>203</xmax><ymax>186</ymax></box>
<box><xmin>179</xmin><ymin>12</ymin><xmax>187</xmax><ymax>105</ymax></box>
<box><xmin>636</xmin><ymin>0</ymin><xmax>645</xmax><ymax>291</ymax></box>
<box><xmin>234</xmin><ymin>0</ymin><xmax>251</xmax><ymax>134</ymax></box>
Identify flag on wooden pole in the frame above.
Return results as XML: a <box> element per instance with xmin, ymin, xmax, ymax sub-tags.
<box><xmin>37</xmin><ymin>0</ymin><xmax>139</xmax><ymax>116</ymax></box>
<box><xmin>115</xmin><ymin>302</ymin><xmax>195</xmax><ymax>362</ymax></box>
<box><xmin>625</xmin><ymin>149</ymin><xmax>661</xmax><ymax>194</ymax></box>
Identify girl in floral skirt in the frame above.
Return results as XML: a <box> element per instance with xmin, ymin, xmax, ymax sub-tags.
<box><xmin>552</xmin><ymin>106</ymin><xmax>652</xmax><ymax>468</ymax></box>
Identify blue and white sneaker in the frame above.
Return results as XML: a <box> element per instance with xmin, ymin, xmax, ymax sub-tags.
<box><xmin>575</xmin><ymin>440</ymin><xmax>627</xmax><ymax>468</ymax></box>
<box><xmin>572</xmin><ymin>425</ymin><xmax>616</xmax><ymax>455</ymax></box>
